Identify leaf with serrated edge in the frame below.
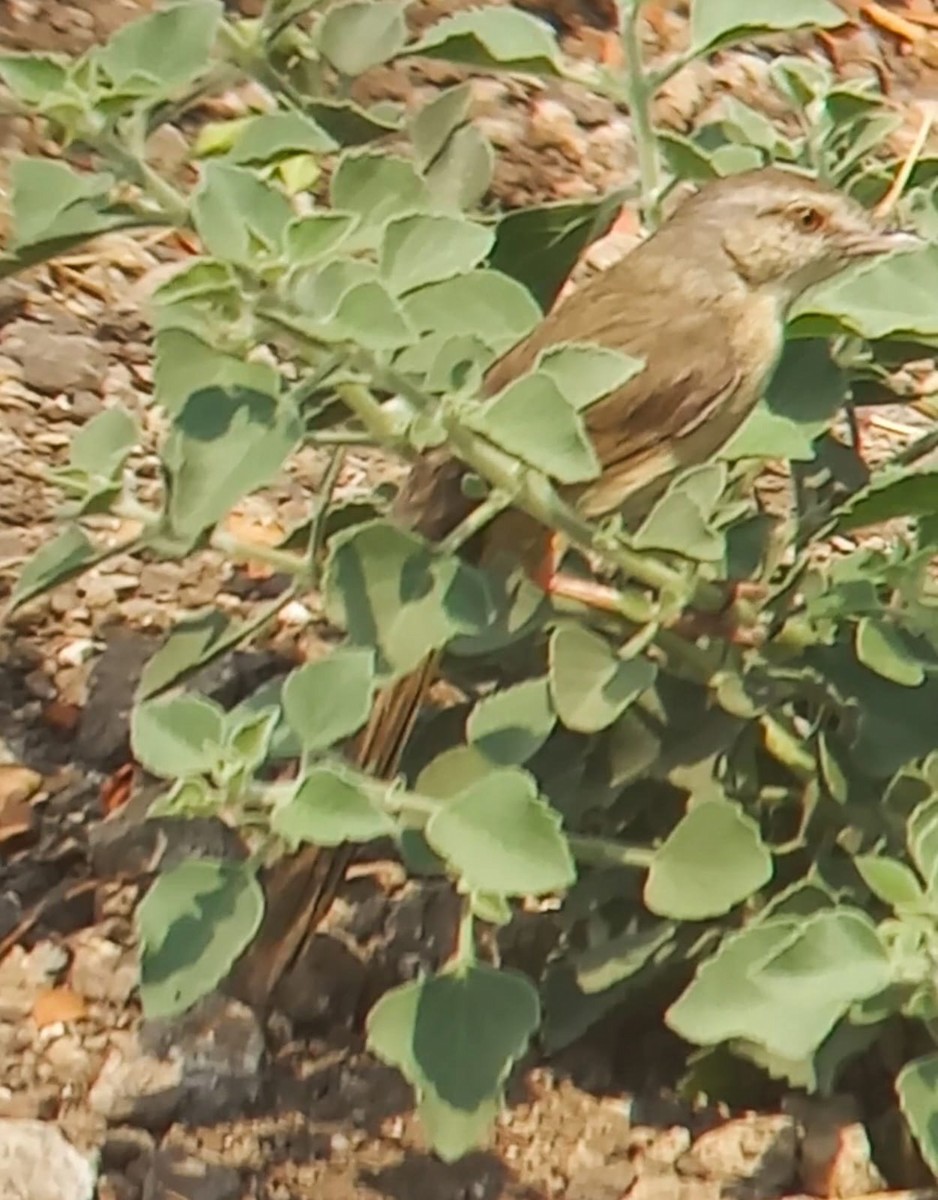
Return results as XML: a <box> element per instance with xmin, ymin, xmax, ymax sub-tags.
<box><xmin>425</xmin><ymin>768</ymin><xmax>574</xmax><ymax>896</ymax></box>
<box><xmin>136</xmin><ymin>859</ymin><xmax>263</xmax><ymax>1019</ymax></box>
<box><xmin>667</xmin><ymin>919</ymin><xmax>851</xmax><ymax>1060</ymax></box>
<box><xmin>380</xmin><ymin>214</ymin><xmax>493</xmax><ymax>294</ymax></box>
<box><xmin>645</xmin><ymin>801</ymin><xmax>773</xmax><ymax>920</ymax></box>
<box><xmin>367</xmin><ymin>964</ymin><xmax>540</xmax><ymax>1161</ymax></box>
<box><xmin>467</xmin><ymin>677</ymin><xmax>555</xmax><ymax>766</ymax></box>
<box><xmin>403</xmin><ymin>270</ymin><xmax>541</xmax><ymax>352</ymax></box>
<box><xmin>691</xmin><ymin>0</ymin><xmax>844</xmax><ymax>55</ymax></box>
<box><xmin>317</xmin><ymin>0</ymin><xmax>408</xmax><ymax>76</ymax></box>
<box><xmin>854</xmin><ymin>855</ymin><xmax>924</xmax><ymax>909</ymax></box>
<box><xmin>549</xmin><ymin>624</ymin><xmax>656</xmax><ymax>733</ymax></box>
<box><xmin>535</xmin><ymin>344</ymin><xmax>644</xmax><ymax>412</ymax></box>
<box><xmin>271</xmin><ymin>765</ymin><xmax>394</xmax><ymax>847</ymax></box>
<box><xmin>411</xmin><ymin>7</ymin><xmax>563</xmax><ymax>76</ymax></box>
<box><xmin>131</xmin><ymin>695</ymin><xmax>226</xmax><ymax>780</ymax></box>
<box><xmin>469</xmin><ymin>373</ymin><xmax>599</xmax><ymax>484</ymax></box>
<box><xmin>281</xmin><ymin>649</ymin><xmax>375</xmax><ymax>752</ymax></box>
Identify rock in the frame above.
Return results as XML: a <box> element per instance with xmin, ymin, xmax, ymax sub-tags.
<box><xmin>69</xmin><ymin>931</ymin><xmax>138</xmax><ymax>1006</ymax></box>
<box><xmin>99</xmin><ymin>1126</ymin><xmax>156</xmax><ymax>1172</ymax></box>
<box><xmin>564</xmin><ymin>1161</ymin><xmax>637</xmax><ymax>1200</ymax></box>
<box><xmin>678</xmin><ymin>1113</ymin><xmax>798</xmax><ymax>1198</ymax></box>
<box><xmin>784</xmin><ymin>1093</ymin><xmax>886</xmax><ymax>1198</ymax></box>
<box><xmin>87</xmin><ymin>1041</ymin><xmax>184</xmax><ymax>1131</ymax></box>
<box><xmin>142</xmin><ymin>1148</ymin><xmax>242</xmax><ymax>1200</ymax></box>
<box><xmin>3</xmin><ymin>321</ymin><xmax>107</xmax><ymax>395</ymax></box>
<box><xmin>89</xmin><ymin>995</ymin><xmax>264</xmax><ymax>1130</ymax></box>
<box><xmin>0</xmin><ymin>1118</ymin><xmax>97</xmax><ymax>1200</ymax></box>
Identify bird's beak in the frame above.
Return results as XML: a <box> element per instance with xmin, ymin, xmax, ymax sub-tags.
<box><xmin>847</xmin><ymin>228</ymin><xmax>925</xmax><ymax>258</ymax></box>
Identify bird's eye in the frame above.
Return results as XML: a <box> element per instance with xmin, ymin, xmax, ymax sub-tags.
<box><xmin>790</xmin><ymin>205</ymin><xmax>826</xmax><ymax>233</ymax></box>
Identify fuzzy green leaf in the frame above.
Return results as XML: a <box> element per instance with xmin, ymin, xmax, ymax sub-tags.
<box><xmin>691</xmin><ymin>0</ymin><xmax>845</xmax><ymax>55</ymax></box>
<box><xmin>137</xmin><ymin>858</ymin><xmax>263</xmax><ymax>1019</ymax></box>
<box><xmin>317</xmin><ymin>0</ymin><xmax>408</xmax><ymax>75</ymax></box>
<box><xmin>549</xmin><ymin>625</ymin><xmax>657</xmax><ymax>733</ymax></box>
<box><xmin>645</xmin><ymin>801</ymin><xmax>773</xmax><ymax>919</ymax></box>
<box><xmin>272</xmin><ymin>765</ymin><xmax>394</xmax><ymax>847</ymax></box>
<box><xmin>281</xmin><ymin>649</ymin><xmax>375</xmax><ymax>752</ymax></box>
<box><xmin>411</xmin><ymin>7</ymin><xmax>564</xmax><ymax>76</ymax></box>
<box><xmin>426</xmin><ymin>768</ymin><xmax>575</xmax><ymax>896</ymax></box>
<box><xmin>131</xmin><ymin>695</ymin><xmax>226</xmax><ymax>779</ymax></box>
<box><xmin>467</xmin><ymin>677</ymin><xmax>555</xmax><ymax>766</ymax></box>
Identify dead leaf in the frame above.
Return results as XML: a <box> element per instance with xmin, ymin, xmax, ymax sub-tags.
<box><xmin>100</xmin><ymin>764</ymin><xmax>135</xmax><ymax>816</ymax></box>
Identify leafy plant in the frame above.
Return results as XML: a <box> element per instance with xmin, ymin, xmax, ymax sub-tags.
<box><xmin>7</xmin><ymin>0</ymin><xmax>938</xmax><ymax>1171</ymax></box>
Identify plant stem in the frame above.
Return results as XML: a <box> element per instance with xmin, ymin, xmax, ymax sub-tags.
<box><xmin>620</xmin><ymin>0</ymin><xmax>662</xmax><ymax>227</ymax></box>
<box><xmin>568</xmin><ymin>834</ymin><xmax>655</xmax><ymax>869</ymax></box>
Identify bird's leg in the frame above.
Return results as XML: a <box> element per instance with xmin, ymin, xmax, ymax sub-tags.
<box><xmin>535</xmin><ymin>533</ymin><xmax>766</xmax><ymax>645</ymax></box>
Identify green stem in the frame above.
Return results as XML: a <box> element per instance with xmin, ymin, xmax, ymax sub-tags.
<box><xmin>437</xmin><ymin>487</ymin><xmax>514</xmax><ymax>557</ymax></box>
<box><xmin>306</xmin><ymin>448</ymin><xmax>345</xmax><ymax>576</ymax></box>
<box><xmin>620</xmin><ymin>0</ymin><xmax>662</xmax><ymax>227</ymax></box>
<box><xmin>568</xmin><ymin>834</ymin><xmax>655</xmax><ymax>869</ymax></box>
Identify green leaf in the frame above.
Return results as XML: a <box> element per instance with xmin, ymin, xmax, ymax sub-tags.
<box><xmin>330</xmin><ymin>152</ymin><xmax>430</xmax><ymax>230</ymax></box>
<box><xmin>855</xmin><ymin>617</ymin><xmax>925</xmax><ymax>688</ymax></box>
<box><xmin>324</xmin><ymin>280</ymin><xmax>416</xmax><ymax>350</ymax></box>
<box><xmin>380</xmin><ymin>214</ymin><xmax>493</xmax><ymax>294</ymax></box>
<box><xmin>153</xmin><ymin>328</ymin><xmax>280</xmax><ymax>417</ymax></box>
<box><xmin>93</xmin><ymin>0</ymin><xmax>222</xmax><ymax>93</ymax></box>
<box><xmin>284</xmin><ymin>212</ymin><xmax>359</xmax><ymax>262</ymax></box>
<box><xmin>425</xmin><ymin>768</ymin><xmax>575</xmax><ymax>896</ymax></box>
<box><xmin>752</xmin><ymin>909</ymin><xmax>891</xmax><ymax>1009</ymax></box>
<box><xmin>137</xmin><ymin>610</ymin><xmax>232</xmax><ymax>700</ymax></box>
<box><xmin>667</xmin><ymin>917</ymin><xmax>866</xmax><ymax>1061</ymax></box>
<box><xmin>411</xmin><ymin>83</ymin><xmax>472</xmax><ymax>169</ymax></box>
<box><xmin>633</xmin><ymin>466</ymin><xmax>726</xmax><ymax>561</ymax></box>
<box><xmin>225</xmin><ymin>706</ymin><xmax>279</xmax><ymax>774</ymax></box>
<box><xmin>575</xmin><ymin>922</ymin><xmax>676</xmax><ymax>995</ymax></box>
<box><xmin>897</xmin><ymin>1054</ymin><xmax>938</xmax><ymax>1178</ymax></box>
<box><xmin>227</xmin><ymin>112</ymin><xmax>338</xmax><ymax>163</ymax></box>
<box><xmin>834</xmin><ymin>468</ymin><xmax>938</xmax><ymax>533</ymax></box>
<box><xmin>163</xmin><ymin>387</ymin><xmax>301</xmax><ymax>545</ymax></box>
<box><xmin>535</xmin><ymin>344</ymin><xmax>645</xmax><ymax>412</ymax></box>
<box><xmin>69</xmin><ymin>408</ymin><xmax>138</xmax><ymax>478</ymax></box>
<box><xmin>317</xmin><ymin>0</ymin><xmax>407</xmax><ymax>75</ymax></box>
<box><xmin>908</xmin><ymin>799</ymin><xmax>938</xmax><ymax>891</ymax></box>
<box><xmin>281</xmin><ymin>649</ymin><xmax>375</xmax><ymax>752</ymax></box>
<box><xmin>416</xmin><ymin>745</ymin><xmax>498</xmax><ymax>798</ymax></box>
<box><xmin>408</xmin><ymin>82</ymin><xmax>495</xmax><ymax>209</ymax></box>
<box><xmin>10</xmin><ymin>158</ymin><xmax>131</xmax><ymax>253</ymax></box>
<box><xmin>306</xmin><ymin>98</ymin><xmax>400</xmax><ymax>146</ymax></box>
<box><xmin>425</xmin><ymin>123</ymin><xmax>494</xmax><ymax>212</ymax></box>
<box><xmin>468</xmin><ymin>373</ymin><xmax>599</xmax><ymax>484</ymax></box>
<box><xmin>489</xmin><ymin>192</ymin><xmax>627</xmax><ymax>312</ymax></box>
<box><xmin>9</xmin><ymin>526</ymin><xmax>98</xmax><ymax>610</ymax></box>
<box><xmin>0</xmin><ymin>52</ymin><xmax>69</xmax><ymax>105</ymax></box>
<box><xmin>403</xmin><ymin>269</ymin><xmax>540</xmax><ymax>352</ymax></box>
<box><xmin>690</xmin><ymin>0</ymin><xmax>845</xmax><ymax>55</ymax></box>
<box><xmin>722</xmin><ymin>339</ymin><xmax>848</xmax><ymax>462</ymax></box>
<box><xmin>367</xmin><ymin>964</ymin><xmax>540</xmax><ymax>1162</ymax></box>
<box><xmin>191</xmin><ymin>163</ymin><xmax>292</xmax><ymax>262</ymax></box>
<box><xmin>854</xmin><ymin>855</ymin><xmax>924</xmax><ymax>908</ymax></box>
<box><xmin>411</xmin><ymin>7</ymin><xmax>564</xmax><ymax>76</ymax></box>
<box><xmin>792</xmin><ymin>246</ymin><xmax>938</xmax><ymax>340</ymax></box>
<box><xmin>137</xmin><ymin>858</ymin><xmax>263</xmax><ymax>1019</ymax></box>
<box><xmin>549</xmin><ymin>625</ymin><xmax>657</xmax><ymax>733</ymax></box>
<box><xmin>467</xmin><ymin>677</ymin><xmax>555</xmax><ymax>766</ymax></box>
<box><xmin>272</xmin><ymin>764</ymin><xmax>394</xmax><ymax>847</ymax></box>
<box><xmin>323</xmin><ymin>520</ymin><xmax>492</xmax><ymax>674</ymax></box>
<box><xmin>131</xmin><ymin>695</ymin><xmax>226</xmax><ymax>779</ymax></box>
<box><xmin>645</xmin><ymin>801</ymin><xmax>773</xmax><ymax>920</ymax></box>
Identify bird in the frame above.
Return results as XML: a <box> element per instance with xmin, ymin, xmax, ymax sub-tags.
<box><xmin>235</xmin><ymin>166</ymin><xmax>920</xmax><ymax>1008</ymax></box>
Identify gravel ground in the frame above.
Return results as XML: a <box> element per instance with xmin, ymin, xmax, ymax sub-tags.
<box><xmin>3</xmin><ymin>2</ymin><xmax>938</xmax><ymax>1197</ymax></box>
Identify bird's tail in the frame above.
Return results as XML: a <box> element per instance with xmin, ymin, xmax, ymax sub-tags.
<box><xmin>233</xmin><ymin>652</ymin><xmax>440</xmax><ymax>1008</ymax></box>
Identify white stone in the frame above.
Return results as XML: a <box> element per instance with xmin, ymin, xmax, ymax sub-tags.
<box><xmin>0</xmin><ymin>1119</ymin><xmax>96</xmax><ymax>1200</ymax></box>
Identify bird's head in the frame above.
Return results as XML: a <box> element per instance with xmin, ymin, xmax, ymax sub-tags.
<box><xmin>672</xmin><ymin>167</ymin><xmax>922</xmax><ymax>308</ymax></box>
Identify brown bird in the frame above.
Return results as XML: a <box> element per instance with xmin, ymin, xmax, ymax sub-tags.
<box><xmin>236</xmin><ymin>167</ymin><xmax>919</xmax><ymax>1007</ymax></box>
